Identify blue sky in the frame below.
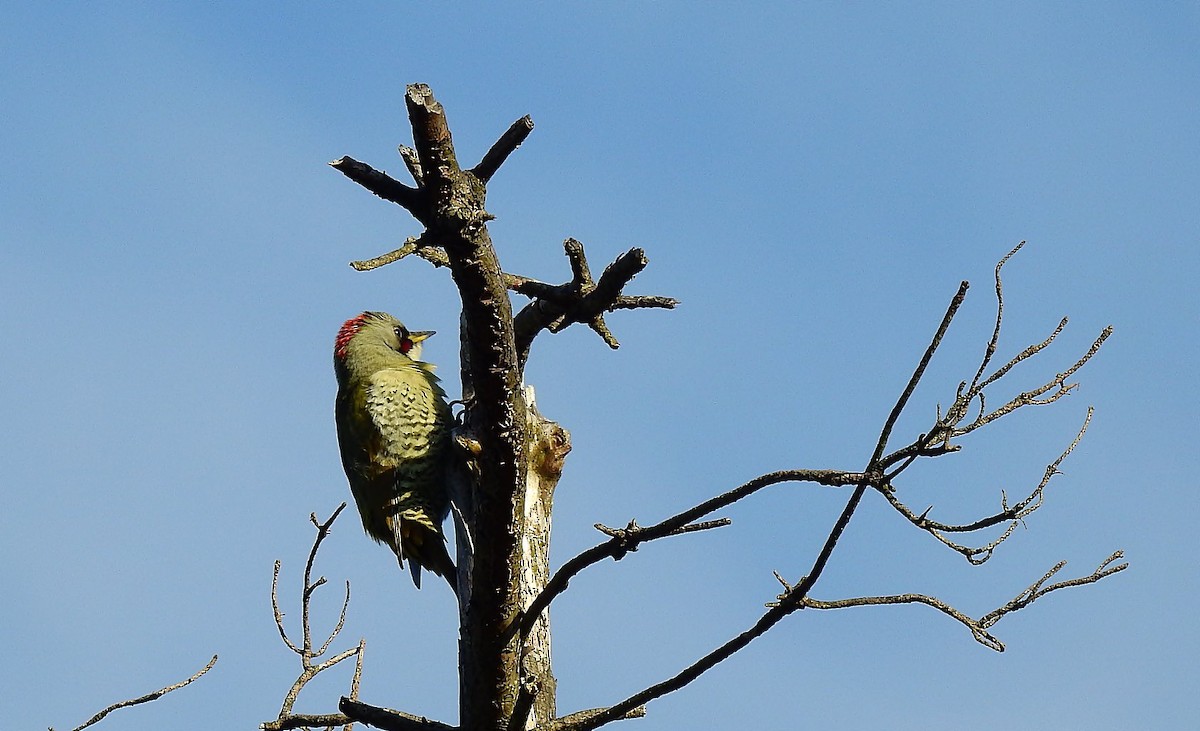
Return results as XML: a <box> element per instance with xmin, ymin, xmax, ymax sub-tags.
<box><xmin>2</xmin><ymin>3</ymin><xmax>1196</xmax><ymax>729</ymax></box>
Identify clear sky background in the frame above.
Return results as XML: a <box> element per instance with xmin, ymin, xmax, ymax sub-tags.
<box><xmin>2</xmin><ymin>4</ymin><xmax>1196</xmax><ymax>730</ymax></box>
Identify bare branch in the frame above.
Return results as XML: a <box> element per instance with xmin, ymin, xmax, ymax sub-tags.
<box><xmin>558</xmin><ymin>550</ymin><xmax>1128</xmax><ymax>731</ymax></box>
<box><xmin>517</xmin><ymin>469</ymin><xmax>862</xmax><ymax>640</ymax></box>
<box><xmin>879</xmin><ymin>245</ymin><xmax>1112</xmax><ymax>479</ymax></box>
<box><xmin>272</xmin><ymin>559</ymin><xmax>302</xmax><ymax>655</ymax></box>
<box><xmin>548</xmin><ymin>588</ymin><xmax>808</xmax><ymax>731</ymax></box>
<box><xmin>346</xmin><ymin>232</ymin><xmax>679</xmax><ymax>361</ymax></box>
<box><xmin>57</xmin><ymin>655</ymin><xmax>217</xmax><ymax>731</ymax></box>
<box><xmin>330</xmin><ymin>156</ymin><xmax>426</xmax><ymax>222</ymax></box>
<box><xmin>798</xmin><ymin>594</ymin><xmax>1005</xmax><ymax>651</ymax></box>
<box><xmin>302</xmin><ymin>504</ymin><xmax>348</xmax><ymax>657</ymax></box>
<box><xmin>471</xmin><ymin>115</ymin><xmax>535</xmax><ymax>183</ymax></box>
<box><xmin>596</xmin><ymin>517</ymin><xmax>732</xmax><ymax>539</ymax></box>
<box><xmin>879</xmin><ymin>408</ymin><xmax>1094</xmax><ymax>563</ymax></box>
<box><xmin>783</xmin><ymin>551</ymin><xmax>1130</xmax><ymax>659</ymax></box>
<box><xmin>513</xmin><ymin>239</ymin><xmax>678</xmax><ymax>365</ymax></box>
<box><xmin>316</xmin><ymin>580</ymin><xmax>352</xmax><ymax>657</ymax></box>
<box><xmin>350</xmin><ymin>238</ymin><xmax>568</xmax><ymax>306</ymax></box>
<box><xmin>338</xmin><ymin>698</ymin><xmax>456</xmax><ymax>731</ymax></box>
<box><xmin>791</xmin><ymin>279</ymin><xmax>977</xmax><ymax>601</ymax></box>
<box><xmin>794</xmin><ymin>551</ymin><xmax>1127</xmax><ymax>652</ymax></box>
<box><xmin>873</xmin><ymin>280</ymin><xmax>970</xmax><ymax>464</ymax></box>
<box><xmin>534</xmin><ymin>705</ymin><xmax>647</xmax><ymax>731</ymax></box>
<box><xmin>979</xmin><ymin>551</ymin><xmax>1128</xmax><ymax>629</ymax></box>
<box><xmin>967</xmin><ymin>240</ymin><xmax>1025</xmax><ymax>392</ymax></box>
<box><xmin>350</xmin><ymin>234</ymin><xmax>427</xmax><ymax>272</ymax></box>
<box><xmin>957</xmin><ymin>327</ymin><xmax>1111</xmax><ymax>436</ymax></box>
<box><xmin>266</xmin><ymin>504</ymin><xmax>365</xmax><ymax>729</ymax></box>
<box><xmin>262</xmin><ymin>713</ymin><xmax>353</xmax><ymax>731</ymax></box>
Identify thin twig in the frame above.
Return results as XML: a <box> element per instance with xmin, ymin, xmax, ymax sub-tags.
<box><xmin>316</xmin><ymin>580</ymin><xmax>352</xmax><ymax>657</ymax></box>
<box><xmin>58</xmin><ymin>655</ymin><xmax>217</xmax><ymax>731</ymax></box>
<box><xmin>350</xmin><ymin>235</ymin><xmax>423</xmax><ymax>271</ymax></box>
<box><xmin>978</xmin><ymin>551</ymin><xmax>1128</xmax><ymax>629</ymax></box>
<box><xmin>967</xmin><ymin>240</ymin><xmax>1025</xmax><ymax>392</ymax></box>
<box><xmin>799</xmin><ymin>594</ymin><xmax>1005</xmax><ymax>651</ymax></box>
<box><xmin>272</xmin><ymin>559</ymin><xmax>302</xmax><ymax>655</ymax></box>
<box><xmin>345</xmin><ymin>639</ymin><xmax>366</xmax><ymax>731</ymax></box>
<box><xmin>267</xmin><ymin>504</ymin><xmax>364</xmax><ymax>728</ymax></box>
<box><xmin>302</xmin><ymin>504</ymin><xmax>348</xmax><ymax>656</ymax></box>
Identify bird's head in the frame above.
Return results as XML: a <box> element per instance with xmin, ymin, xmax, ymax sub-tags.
<box><xmin>335</xmin><ymin>311</ymin><xmax>435</xmax><ymax>366</ymax></box>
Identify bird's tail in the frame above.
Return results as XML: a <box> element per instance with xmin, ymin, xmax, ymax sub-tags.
<box><xmin>396</xmin><ymin>517</ymin><xmax>457</xmax><ymax>595</ymax></box>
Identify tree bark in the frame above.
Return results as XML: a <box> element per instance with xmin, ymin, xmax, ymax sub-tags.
<box><xmin>397</xmin><ymin>86</ymin><xmax>530</xmax><ymax>731</ymax></box>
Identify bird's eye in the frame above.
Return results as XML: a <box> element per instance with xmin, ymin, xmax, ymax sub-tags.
<box><xmin>395</xmin><ymin>326</ymin><xmax>414</xmax><ymax>354</ymax></box>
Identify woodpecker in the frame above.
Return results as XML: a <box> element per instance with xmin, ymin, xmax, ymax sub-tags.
<box><xmin>334</xmin><ymin>311</ymin><xmax>456</xmax><ymax>591</ymax></box>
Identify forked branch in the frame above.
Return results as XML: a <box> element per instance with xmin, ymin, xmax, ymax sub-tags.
<box><xmin>263</xmin><ymin>504</ymin><xmax>366</xmax><ymax>731</ymax></box>
<box><xmin>788</xmin><ymin>549</ymin><xmax>1127</xmax><ymax>652</ymax></box>
<box><xmin>879</xmin><ymin>408</ymin><xmax>1093</xmax><ymax>564</ymax></box>
<box><xmin>542</xmin><ymin>248</ymin><xmax>1122</xmax><ymax>731</ymax></box>
<box><xmin>871</xmin><ymin>243</ymin><xmax>1112</xmax><ymax>562</ymax></box>
<box><xmin>512</xmin><ymin>239</ymin><xmax>678</xmax><ymax>365</ymax></box>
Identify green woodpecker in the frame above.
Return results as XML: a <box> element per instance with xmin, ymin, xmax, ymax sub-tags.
<box><xmin>334</xmin><ymin>311</ymin><xmax>456</xmax><ymax>591</ymax></box>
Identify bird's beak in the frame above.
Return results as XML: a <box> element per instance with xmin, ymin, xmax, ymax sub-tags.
<box><xmin>409</xmin><ymin>330</ymin><xmax>435</xmax><ymax>343</ymax></box>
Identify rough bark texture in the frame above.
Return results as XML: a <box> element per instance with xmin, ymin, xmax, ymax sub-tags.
<box><xmin>397</xmin><ymin>87</ymin><xmax>531</xmax><ymax>731</ymax></box>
